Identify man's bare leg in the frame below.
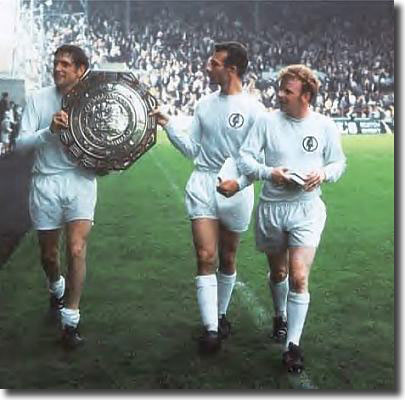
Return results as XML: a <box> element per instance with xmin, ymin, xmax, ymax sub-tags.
<box><xmin>60</xmin><ymin>219</ymin><xmax>92</xmax><ymax>349</ymax></box>
<box><xmin>191</xmin><ymin>218</ymin><xmax>222</xmax><ymax>353</ymax></box>
<box><xmin>216</xmin><ymin>224</ymin><xmax>240</xmax><ymax>338</ymax></box>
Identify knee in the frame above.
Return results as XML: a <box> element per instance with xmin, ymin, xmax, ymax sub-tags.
<box><xmin>41</xmin><ymin>248</ymin><xmax>59</xmax><ymax>267</ymax></box>
<box><xmin>68</xmin><ymin>240</ymin><xmax>87</xmax><ymax>260</ymax></box>
<box><xmin>268</xmin><ymin>264</ymin><xmax>288</xmax><ymax>283</ymax></box>
<box><xmin>289</xmin><ymin>271</ymin><xmax>308</xmax><ymax>293</ymax></box>
<box><xmin>269</xmin><ymin>269</ymin><xmax>288</xmax><ymax>283</ymax></box>
<box><xmin>219</xmin><ymin>251</ymin><xmax>237</xmax><ymax>271</ymax></box>
<box><xmin>196</xmin><ymin>247</ymin><xmax>216</xmax><ymax>267</ymax></box>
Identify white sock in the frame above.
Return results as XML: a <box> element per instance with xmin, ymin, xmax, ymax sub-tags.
<box><xmin>268</xmin><ymin>272</ymin><xmax>288</xmax><ymax>320</ymax></box>
<box><xmin>195</xmin><ymin>274</ymin><xmax>218</xmax><ymax>332</ymax></box>
<box><xmin>48</xmin><ymin>275</ymin><xmax>65</xmax><ymax>299</ymax></box>
<box><xmin>217</xmin><ymin>270</ymin><xmax>236</xmax><ymax>317</ymax></box>
<box><xmin>60</xmin><ymin>307</ymin><xmax>80</xmax><ymax>328</ymax></box>
<box><xmin>285</xmin><ymin>291</ymin><xmax>310</xmax><ymax>350</ymax></box>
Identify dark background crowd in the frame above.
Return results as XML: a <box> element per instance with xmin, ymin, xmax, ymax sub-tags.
<box><xmin>20</xmin><ymin>0</ymin><xmax>394</xmax><ymax>124</ymax></box>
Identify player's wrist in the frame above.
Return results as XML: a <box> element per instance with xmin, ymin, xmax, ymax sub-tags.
<box><xmin>163</xmin><ymin>118</ymin><xmax>173</xmax><ymax>128</ymax></box>
<box><xmin>236</xmin><ymin>176</ymin><xmax>248</xmax><ymax>191</ymax></box>
<box><xmin>264</xmin><ymin>167</ymin><xmax>274</xmax><ymax>181</ymax></box>
<box><xmin>49</xmin><ymin>124</ymin><xmax>57</xmax><ymax>135</ymax></box>
<box><xmin>320</xmin><ymin>169</ymin><xmax>327</xmax><ymax>182</ymax></box>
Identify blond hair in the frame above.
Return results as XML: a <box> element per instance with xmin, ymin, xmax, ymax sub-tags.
<box><xmin>278</xmin><ymin>64</ymin><xmax>320</xmax><ymax>102</ymax></box>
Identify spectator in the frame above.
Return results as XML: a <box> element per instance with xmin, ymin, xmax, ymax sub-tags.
<box><xmin>0</xmin><ymin>109</ymin><xmax>14</xmax><ymax>155</ymax></box>
<box><xmin>0</xmin><ymin>92</ymin><xmax>10</xmax><ymax>123</ymax></box>
<box><xmin>17</xmin><ymin>1</ymin><xmax>393</xmax><ymax>120</ymax></box>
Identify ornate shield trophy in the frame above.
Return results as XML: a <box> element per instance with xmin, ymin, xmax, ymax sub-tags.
<box><xmin>60</xmin><ymin>70</ymin><xmax>157</xmax><ymax>173</ymax></box>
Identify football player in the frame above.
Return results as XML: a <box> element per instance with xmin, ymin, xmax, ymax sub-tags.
<box><xmin>15</xmin><ymin>45</ymin><xmax>96</xmax><ymax>349</ymax></box>
<box><xmin>152</xmin><ymin>41</ymin><xmax>264</xmax><ymax>354</ymax></box>
<box><xmin>218</xmin><ymin>64</ymin><xmax>346</xmax><ymax>372</ymax></box>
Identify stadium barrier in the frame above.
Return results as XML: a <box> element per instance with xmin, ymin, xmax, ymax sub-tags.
<box><xmin>169</xmin><ymin>115</ymin><xmax>394</xmax><ymax>135</ymax></box>
<box><xmin>333</xmin><ymin>117</ymin><xmax>394</xmax><ymax>135</ymax></box>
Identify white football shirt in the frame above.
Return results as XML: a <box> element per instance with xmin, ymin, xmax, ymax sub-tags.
<box><xmin>237</xmin><ymin>109</ymin><xmax>346</xmax><ymax>202</ymax></box>
<box><xmin>164</xmin><ymin>90</ymin><xmax>264</xmax><ymax>173</ymax></box>
<box><xmin>16</xmin><ymin>86</ymin><xmax>95</xmax><ymax>178</ymax></box>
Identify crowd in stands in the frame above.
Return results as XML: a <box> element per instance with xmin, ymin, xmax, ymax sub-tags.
<box><xmin>0</xmin><ymin>92</ymin><xmax>23</xmax><ymax>152</ymax></box>
<box><xmin>19</xmin><ymin>1</ymin><xmax>395</xmax><ymax>125</ymax></box>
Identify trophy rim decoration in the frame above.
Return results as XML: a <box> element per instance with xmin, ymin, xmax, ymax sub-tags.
<box><xmin>59</xmin><ymin>69</ymin><xmax>158</xmax><ymax>173</ymax></box>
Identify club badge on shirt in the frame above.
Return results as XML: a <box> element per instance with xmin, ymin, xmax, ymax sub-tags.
<box><xmin>228</xmin><ymin>113</ymin><xmax>244</xmax><ymax>129</ymax></box>
<box><xmin>302</xmin><ymin>136</ymin><xmax>319</xmax><ymax>152</ymax></box>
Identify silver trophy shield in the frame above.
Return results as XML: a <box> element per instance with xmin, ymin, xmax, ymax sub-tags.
<box><xmin>60</xmin><ymin>70</ymin><xmax>158</xmax><ymax>173</ymax></box>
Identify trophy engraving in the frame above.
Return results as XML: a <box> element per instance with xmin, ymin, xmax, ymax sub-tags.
<box><xmin>60</xmin><ymin>70</ymin><xmax>157</xmax><ymax>173</ymax></box>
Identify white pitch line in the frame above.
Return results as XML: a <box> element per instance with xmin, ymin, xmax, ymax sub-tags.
<box><xmin>150</xmin><ymin>152</ymin><xmax>185</xmax><ymax>201</ymax></box>
<box><xmin>151</xmin><ymin>151</ymin><xmax>318</xmax><ymax>390</ymax></box>
<box><xmin>233</xmin><ymin>281</ymin><xmax>270</xmax><ymax>329</ymax></box>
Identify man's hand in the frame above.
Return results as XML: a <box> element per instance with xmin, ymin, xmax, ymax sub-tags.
<box><xmin>304</xmin><ymin>169</ymin><xmax>326</xmax><ymax>192</ymax></box>
<box><xmin>271</xmin><ymin>167</ymin><xmax>291</xmax><ymax>185</ymax></box>
<box><xmin>50</xmin><ymin>111</ymin><xmax>68</xmax><ymax>134</ymax></box>
<box><xmin>149</xmin><ymin>108</ymin><xmax>170</xmax><ymax>127</ymax></box>
<box><xmin>217</xmin><ymin>178</ymin><xmax>239</xmax><ymax>198</ymax></box>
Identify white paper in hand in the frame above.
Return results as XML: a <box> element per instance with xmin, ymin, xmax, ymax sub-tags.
<box><xmin>217</xmin><ymin>157</ymin><xmax>239</xmax><ymax>182</ymax></box>
<box><xmin>215</xmin><ymin>157</ymin><xmax>255</xmax><ymax>230</ymax></box>
<box><xmin>287</xmin><ymin>171</ymin><xmax>306</xmax><ymax>187</ymax></box>
<box><xmin>216</xmin><ymin>157</ymin><xmax>244</xmax><ymax>210</ymax></box>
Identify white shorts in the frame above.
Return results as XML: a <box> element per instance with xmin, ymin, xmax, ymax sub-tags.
<box><xmin>185</xmin><ymin>170</ymin><xmax>254</xmax><ymax>233</ymax></box>
<box><xmin>255</xmin><ymin>197</ymin><xmax>327</xmax><ymax>252</ymax></box>
<box><xmin>29</xmin><ymin>171</ymin><xmax>97</xmax><ymax>230</ymax></box>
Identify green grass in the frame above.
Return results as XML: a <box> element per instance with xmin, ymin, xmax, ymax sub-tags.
<box><xmin>0</xmin><ymin>134</ymin><xmax>394</xmax><ymax>389</ymax></box>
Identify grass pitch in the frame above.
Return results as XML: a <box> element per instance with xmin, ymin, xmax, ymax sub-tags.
<box><xmin>0</xmin><ymin>133</ymin><xmax>394</xmax><ymax>389</ymax></box>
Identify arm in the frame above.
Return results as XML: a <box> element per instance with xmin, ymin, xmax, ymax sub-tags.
<box><xmin>16</xmin><ymin>96</ymin><xmax>70</xmax><ymax>154</ymax></box>
<box><xmin>322</xmin><ymin>119</ymin><xmax>347</xmax><ymax>183</ymax></box>
<box><xmin>151</xmin><ymin>107</ymin><xmax>201</xmax><ymax>160</ymax></box>
<box><xmin>164</xmin><ymin>113</ymin><xmax>201</xmax><ymax>160</ymax></box>
<box><xmin>236</xmin><ymin>116</ymin><xmax>274</xmax><ymax>189</ymax></box>
<box><xmin>15</xmin><ymin>96</ymin><xmax>52</xmax><ymax>153</ymax></box>
<box><xmin>218</xmin><ymin>115</ymin><xmax>290</xmax><ymax>195</ymax></box>
<box><xmin>304</xmin><ymin>119</ymin><xmax>346</xmax><ymax>191</ymax></box>
<box><xmin>216</xmin><ymin>116</ymin><xmax>269</xmax><ymax>197</ymax></box>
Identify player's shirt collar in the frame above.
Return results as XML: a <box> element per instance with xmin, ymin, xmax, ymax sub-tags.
<box><xmin>284</xmin><ymin>109</ymin><xmax>313</xmax><ymax>123</ymax></box>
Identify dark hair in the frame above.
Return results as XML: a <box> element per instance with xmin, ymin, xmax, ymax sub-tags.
<box><xmin>54</xmin><ymin>44</ymin><xmax>89</xmax><ymax>70</ymax></box>
<box><xmin>278</xmin><ymin>64</ymin><xmax>320</xmax><ymax>102</ymax></box>
<box><xmin>214</xmin><ymin>41</ymin><xmax>248</xmax><ymax>78</ymax></box>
